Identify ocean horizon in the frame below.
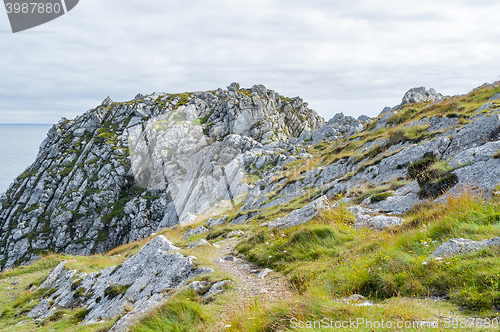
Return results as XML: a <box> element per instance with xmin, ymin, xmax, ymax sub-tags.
<box><xmin>0</xmin><ymin>123</ymin><xmax>53</xmax><ymax>194</ymax></box>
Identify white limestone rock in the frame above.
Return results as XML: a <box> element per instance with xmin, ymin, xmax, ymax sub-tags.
<box><xmin>261</xmin><ymin>195</ymin><xmax>330</xmax><ymax>229</ymax></box>
<box><xmin>347</xmin><ymin>206</ymin><xmax>403</xmax><ymax>230</ymax></box>
<box><xmin>431</xmin><ymin>237</ymin><xmax>500</xmax><ymax>257</ymax></box>
<box><xmin>203</xmin><ymin>280</ymin><xmax>235</xmax><ymax>299</ymax></box>
<box><xmin>183</xmin><ymin>226</ymin><xmax>209</xmax><ymax>240</ymax></box>
<box><xmin>187</xmin><ymin>239</ymin><xmax>212</xmax><ymax>248</ymax></box>
<box><xmin>27</xmin><ymin>236</ymin><xmax>213</xmax><ymax>331</ymax></box>
<box><xmin>443</xmin><ymin>114</ymin><xmax>500</xmax><ymax>159</ymax></box>
<box><xmin>400</xmin><ymin>87</ymin><xmax>442</xmax><ymax>106</ymax></box>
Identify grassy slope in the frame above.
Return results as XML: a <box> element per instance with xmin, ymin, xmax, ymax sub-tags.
<box><xmin>2</xmin><ymin>84</ymin><xmax>500</xmax><ymax>331</ymax></box>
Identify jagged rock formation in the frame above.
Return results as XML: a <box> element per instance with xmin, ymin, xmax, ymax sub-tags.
<box><xmin>289</xmin><ymin>113</ymin><xmax>365</xmax><ymax>146</ymax></box>
<box><xmin>2</xmin><ymin>81</ymin><xmax>500</xmax><ymax>272</ymax></box>
<box><xmin>2</xmin><ymin>80</ymin><xmax>500</xmax><ymax>332</ymax></box>
<box><xmin>400</xmin><ymin>87</ymin><xmax>443</xmax><ymax>106</ymax></box>
<box><xmin>377</xmin><ymin>86</ymin><xmax>443</xmax><ymax>121</ymax></box>
<box><xmin>26</xmin><ymin>236</ymin><xmax>213</xmax><ymax>331</ymax></box>
<box><xmin>231</xmin><ymin>84</ymin><xmax>500</xmax><ymax>232</ymax></box>
<box><xmin>0</xmin><ymin>83</ymin><xmax>323</xmax><ymax>270</ymax></box>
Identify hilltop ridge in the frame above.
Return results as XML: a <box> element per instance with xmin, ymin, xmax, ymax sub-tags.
<box><xmin>1</xmin><ymin>81</ymin><xmax>500</xmax><ymax>271</ymax></box>
<box><xmin>0</xmin><ymin>83</ymin><xmax>326</xmax><ymax>269</ymax></box>
<box><xmin>1</xmin><ymin>81</ymin><xmax>500</xmax><ymax>331</ymax></box>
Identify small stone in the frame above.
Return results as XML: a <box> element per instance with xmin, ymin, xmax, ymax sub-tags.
<box><xmin>214</xmin><ymin>258</ymin><xmax>224</xmax><ymax>263</ymax></box>
<box><xmin>224</xmin><ymin>256</ymin><xmax>236</xmax><ymax>261</ymax></box>
<box><xmin>355</xmin><ymin>301</ymin><xmax>374</xmax><ymax>307</ymax></box>
<box><xmin>183</xmin><ymin>226</ymin><xmax>209</xmax><ymax>240</ymax></box>
<box><xmin>226</xmin><ymin>230</ymin><xmax>244</xmax><ymax>238</ymax></box>
<box><xmin>203</xmin><ymin>280</ymin><xmax>235</xmax><ymax>299</ymax></box>
<box><xmin>227</xmin><ymin>82</ymin><xmax>240</xmax><ymax>92</ymax></box>
<box><xmin>11</xmin><ymin>280</ymin><xmax>21</xmax><ymax>285</ymax></box>
<box><xmin>430</xmin><ymin>237</ymin><xmax>500</xmax><ymax>257</ymax></box>
<box><xmin>257</xmin><ymin>268</ymin><xmax>272</xmax><ymax>279</ymax></box>
<box><xmin>347</xmin><ymin>294</ymin><xmax>366</xmax><ymax>301</ymax></box>
<box><xmin>187</xmin><ymin>239</ymin><xmax>211</xmax><ymax>248</ymax></box>
<box><xmin>188</xmin><ymin>281</ymin><xmax>211</xmax><ymax>294</ymax></box>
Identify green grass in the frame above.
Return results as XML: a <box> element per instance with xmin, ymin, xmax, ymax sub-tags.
<box><xmin>104</xmin><ymin>284</ymin><xmax>130</xmax><ymax>298</ymax></box>
<box><xmin>4</xmin><ymin>82</ymin><xmax>500</xmax><ymax>331</ymax></box>
<box><xmin>130</xmin><ymin>290</ymin><xmax>207</xmax><ymax>332</ymax></box>
<box><xmin>238</xmin><ymin>192</ymin><xmax>500</xmax><ymax>315</ymax></box>
<box><xmin>2</xmin><ymin>192</ymin><xmax>499</xmax><ymax>331</ymax></box>
<box><xmin>377</xmin><ymin>83</ymin><xmax>500</xmax><ymax>131</ymax></box>
<box><xmin>370</xmin><ymin>192</ymin><xmax>393</xmax><ymax>203</ymax></box>
<box><xmin>408</xmin><ymin>153</ymin><xmax>458</xmax><ymax>198</ymax></box>
<box><xmin>0</xmin><ymin>257</ymin><xmax>117</xmax><ymax>331</ymax></box>
<box><xmin>18</xmin><ymin>168</ymin><xmax>37</xmax><ymax>180</ymax></box>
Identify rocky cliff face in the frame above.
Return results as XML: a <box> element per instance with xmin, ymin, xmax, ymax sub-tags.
<box><xmin>26</xmin><ymin>235</ymin><xmax>214</xmax><ymax>331</ymax></box>
<box><xmin>0</xmin><ymin>83</ymin><xmax>324</xmax><ymax>270</ymax></box>
<box><xmin>241</xmin><ymin>83</ymin><xmax>500</xmax><ymax>232</ymax></box>
<box><xmin>2</xmin><ymin>81</ymin><xmax>500</xmax><ymax>273</ymax></box>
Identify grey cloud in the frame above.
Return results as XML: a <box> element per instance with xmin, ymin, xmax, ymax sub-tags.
<box><xmin>1</xmin><ymin>1</ymin><xmax>500</xmax><ymax>123</ymax></box>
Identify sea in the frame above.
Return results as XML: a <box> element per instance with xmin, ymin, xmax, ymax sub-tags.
<box><xmin>0</xmin><ymin>124</ymin><xmax>53</xmax><ymax>195</ymax></box>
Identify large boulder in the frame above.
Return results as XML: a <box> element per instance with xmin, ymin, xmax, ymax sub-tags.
<box><xmin>26</xmin><ymin>236</ymin><xmax>213</xmax><ymax>330</ymax></box>
<box><xmin>443</xmin><ymin>114</ymin><xmax>500</xmax><ymax>159</ymax></box>
<box><xmin>0</xmin><ymin>84</ymin><xmax>324</xmax><ymax>270</ymax></box>
<box><xmin>400</xmin><ymin>87</ymin><xmax>442</xmax><ymax>106</ymax></box>
<box><xmin>347</xmin><ymin>206</ymin><xmax>403</xmax><ymax>230</ymax></box>
<box><xmin>430</xmin><ymin>237</ymin><xmax>500</xmax><ymax>257</ymax></box>
<box><xmin>261</xmin><ymin>195</ymin><xmax>330</xmax><ymax>229</ymax></box>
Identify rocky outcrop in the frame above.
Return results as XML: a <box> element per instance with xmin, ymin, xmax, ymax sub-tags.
<box><xmin>3</xmin><ymin>80</ymin><xmax>500</xmax><ymax>332</ymax></box>
<box><xmin>27</xmin><ymin>235</ymin><xmax>213</xmax><ymax>331</ymax></box>
<box><xmin>1</xmin><ymin>81</ymin><xmax>500</xmax><ymax>271</ymax></box>
<box><xmin>260</xmin><ymin>195</ymin><xmax>330</xmax><ymax>229</ymax></box>
<box><xmin>183</xmin><ymin>226</ymin><xmax>209</xmax><ymax>240</ymax></box>
<box><xmin>0</xmin><ymin>83</ymin><xmax>323</xmax><ymax>270</ymax></box>
<box><xmin>442</xmin><ymin>114</ymin><xmax>500</xmax><ymax>159</ymax></box>
<box><xmin>236</xmin><ymin>86</ymin><xmax>499</xmax><ymax>234</ymax></box>
<box><xmin>289</xmin><ymin>112</ymin><xmax>365</xmax><ymax>145</ymax></box>
<box><xmin>400</xmin><ymin>87</ymin><xmax>443</xmax><ymax>106</ymax></box>
<box><xmin>430</xmin><ymin>237</ymin><xmax>500</xmax><ymax>257</ymax></box>
<box><xmin>347</xmin><ymin>206</ymin><xmax>403</xmax><ymax>230</ymax></box>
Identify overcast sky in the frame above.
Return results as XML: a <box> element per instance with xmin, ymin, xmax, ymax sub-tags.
<box><xmin>1</xmin><ymin>0</ymin><xmax>500</xmax><ymax>123</ymax></box>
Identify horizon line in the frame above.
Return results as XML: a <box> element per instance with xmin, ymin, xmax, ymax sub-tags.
<box><xmin>0</xmin><ymin>123</ymin><xmax>53</xmax><ymax>125</ymax></box>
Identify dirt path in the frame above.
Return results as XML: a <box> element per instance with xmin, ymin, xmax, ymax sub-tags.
<box><xmin>210</xmin><ymin>238</ymin><xmax>294</xmax><ymax>330</ymax></box>
<box><xmin>213</xmin><ymin>238</ymin><xmax>291</xmax><ymax>298</ymax></box>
